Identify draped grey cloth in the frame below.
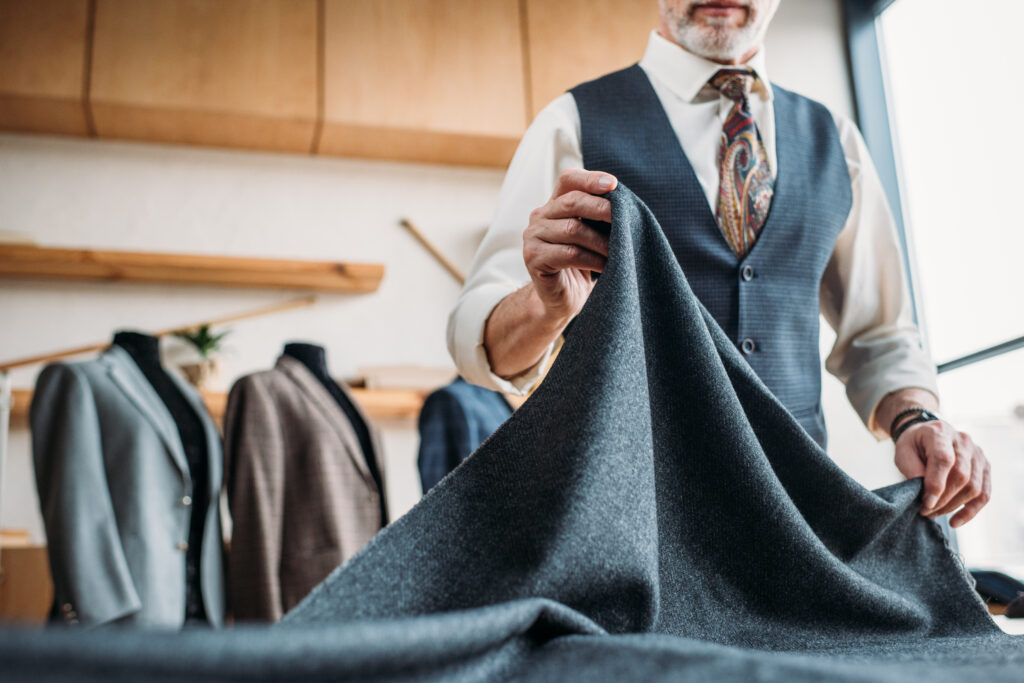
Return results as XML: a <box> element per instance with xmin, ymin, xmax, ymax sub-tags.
<box><xmin>3</xmin><ymin>185</ymin><xmax>1021</xmax><ymax>681</ymax></box>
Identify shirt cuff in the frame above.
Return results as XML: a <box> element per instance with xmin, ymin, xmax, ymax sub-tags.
<box><xmin>845</xmin><ymin>347</ymin><xmax>940</xmax><ymax>441</ymax></box>
<box><xmin>449</xmin><ymin>283</ymin><xmax>555</xmax><ymax>395</ymax></box>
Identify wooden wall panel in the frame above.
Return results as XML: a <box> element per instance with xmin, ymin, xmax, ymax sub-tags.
<box><xmin>0</xmin><ymin>0</ymin><xmax>658</xmax><ymax>165</ymax></box>
<box><xmin>89</xmin><ymin>0</ymin><xmax>318</xmax><ymax>153</ymax></box>
<box><xmin>0</xmin><ymin>0</ymin><xmax>91</xmax><ymax>135</ymax></box>
<box><xmin>318</xmin><ymin>0</ymin><xmax>528</xmax><ymax>167</ymax></box>
<box><xmin>525</xmin><ymin>0</ymin><xmax>660</xmax><ymax>117</ymax></box>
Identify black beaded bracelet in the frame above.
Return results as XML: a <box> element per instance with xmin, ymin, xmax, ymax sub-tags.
<box><xmin>888</xmin><ymin>407</ymin><xmax>929</xmax><ymax>441</ymax></box>
<box><xmin>891</xmin><ymin>410</ymin><xmax>941</xmax><ymax>443</ymax></box>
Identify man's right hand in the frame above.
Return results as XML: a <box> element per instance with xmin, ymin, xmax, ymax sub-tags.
<box><xmin>522</xmin><ymin>168</ymin><xmax>618</xmax><ymax>326</ymax></box>
<box><xmin>482</xmin><ymin>168</ymin><xmax>618</xmax><ymax>381</ymax></box>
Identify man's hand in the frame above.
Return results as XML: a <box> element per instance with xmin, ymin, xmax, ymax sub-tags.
<box><xmin>482</xmin><ymin>169</ymin><xmax>618</xmax><ymax>380</ymax></box>
<box><xmin>892</xmin><ymin>420</ymin><xmax>991</xmax><ymax>528</ymax></box>
<box><xmin>877</xmin><ymin>388</ymin><xmax>991</xmax><ymax>527</ymax></box>
<box><xmin>522</xmin><ymin>168</ymin><xmax>617</xmax><ymax>325</ymax></box>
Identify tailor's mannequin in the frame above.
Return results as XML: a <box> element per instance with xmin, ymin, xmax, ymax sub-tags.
<box><xmin>112</xmin><ymin>331</ymin><xmax>208</xmax><ymax>623</ymax></box>
<box><xmin>282</xmin><ymin>342</ymin><xmax>387</xmax><ymax>523</ymax></box>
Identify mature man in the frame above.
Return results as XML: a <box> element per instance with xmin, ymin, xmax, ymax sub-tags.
<box><xmin>448</xmin><ymin>0</ymin><xmax>989</xmax><ymax>527</ymax></box>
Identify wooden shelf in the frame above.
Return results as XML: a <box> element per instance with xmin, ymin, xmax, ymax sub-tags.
<box><xmin>0</xmin><ymin>543</ymin><xmax>51</xmax><ymax>624</ymax></box>
<box><xmin>0</xmin><ymin>245</ymin><xmax>384</xmax><ymax>293</ymax></box>
<box><xmin>10</xmin><ymin>386</ymin><xmax>426</xmax><ymax>423</ymax></box>
<box><xmin>347</xmin><ymin>388</ymin><xmax>429</xmax><ymax>421</ymax></box>
<box><xmin>199</xmin><ymin>387</ymin><xmax>428</xmax><ymax>422</ymax></box>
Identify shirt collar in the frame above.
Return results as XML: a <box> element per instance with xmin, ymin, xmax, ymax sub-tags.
<box><xmin>638</xmin><ymin>30</ymin><xmax>773</xmax><ymax>103</ymax></box>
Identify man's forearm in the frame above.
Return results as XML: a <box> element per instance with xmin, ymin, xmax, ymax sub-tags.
<box><xmin>484</xmin><ymin>283</ymin><xmax>569</xmax><ymax>380</ymax></box>
<box><xmin>874</xmin><ymin>387</ymin><xmax>940</xmax><ymax>437</ymax></box>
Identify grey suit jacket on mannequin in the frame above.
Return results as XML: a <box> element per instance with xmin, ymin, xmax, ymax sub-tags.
<box><xmin>30</xmin><ymin>345</ymin><xmax>226</xmax><ymax>629</ymax></box>
<box><xmin>224</xmin><ymin>355</ymin><xmax>386</xmax><ymax>622</ymax></box>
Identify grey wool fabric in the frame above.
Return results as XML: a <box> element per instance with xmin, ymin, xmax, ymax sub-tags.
<box><xmin>3</xmin><ymin>185</ymin><xmax>1021</xmax><ymax>681</ymax></box>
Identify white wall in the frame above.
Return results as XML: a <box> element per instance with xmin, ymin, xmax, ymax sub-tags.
<box><xmin>0</xmin><ymin>137</ymin><xmax>504</xmax><ymax>539</ymax></box>
<box><xmin>1</xmin><ymin>0</ymin><xmax>897</xmax><ymax>544</ymax></box>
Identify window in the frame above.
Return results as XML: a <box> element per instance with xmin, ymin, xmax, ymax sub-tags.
<box><xmin>870</xmin><ymin>0</ymin><xmax>1024</xmax><ymax>579</ymax></box>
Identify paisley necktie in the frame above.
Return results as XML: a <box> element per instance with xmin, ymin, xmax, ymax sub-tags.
<box><xmin>710</xmin><ymin>68</ymin><xmax>774</xmax><ymax>258</ymax></box>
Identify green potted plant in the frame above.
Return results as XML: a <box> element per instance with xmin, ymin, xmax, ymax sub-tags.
<box><xmin>173</xmin><ymin>324</ymin><xmax>230</xmax><ymax>390</ymax></box>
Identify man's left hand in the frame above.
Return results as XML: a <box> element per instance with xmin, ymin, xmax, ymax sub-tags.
<box><xmin>892</xmin><ymin>420</ymin><xmax>991</xmax><ymax>528</ymax></box>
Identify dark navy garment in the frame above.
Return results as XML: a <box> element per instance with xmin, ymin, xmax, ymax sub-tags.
<box><xmin>570</xmin><ymin>65</ymin><xmax>853</xmax><ymax>448</ymax></box>
<box><xmin>417</xmin><ymin>377</ymin><xmax>513</xmax><ymax>493</ymax></box>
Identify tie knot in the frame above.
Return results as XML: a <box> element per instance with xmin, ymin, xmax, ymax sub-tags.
<box><xmin>710</xmin><ymin>68</ymin><xmax>755</xmax><ymax>102</ymax></box>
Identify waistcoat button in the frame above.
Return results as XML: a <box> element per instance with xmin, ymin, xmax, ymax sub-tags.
<box><xmin>741</xmin><ymin>265</ymin><xmax>755</xmax><ymax>281</ymax></box>
<box><xmin>741</xmin><ymin>338</ymin><xmax>756</xmax><ymax>354</ymax></box>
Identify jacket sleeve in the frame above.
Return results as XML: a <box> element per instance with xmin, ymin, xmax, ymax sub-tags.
<box><xmin>223</xmin><ymin>375</ymin><xmax>285</xmax><ymax>622</ymax></box>
<box><xmin>30</xmin><ymin>363</ymin><xmax>142</xmax><ymax>626</ymax></box>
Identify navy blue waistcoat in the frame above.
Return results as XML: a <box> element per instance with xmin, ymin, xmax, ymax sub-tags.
<box><xmin>570</xmin><ymin>65</ymin><xmax>853</xmax><ymax>448</ymax></box>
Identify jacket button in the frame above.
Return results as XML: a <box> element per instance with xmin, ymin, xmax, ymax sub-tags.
<box><xmin>741</xmin><ymin>265</ymin><xmax>755</xmax><ymax>281</ymax></box>
<box><xmin>180</xmin><ymin>495</ymin><xmax>192</xmax><ymax>507</ymax></box>
<box><xmin>176</xmin><ymin>542</ymin><xmax>189</xmax><ymax>551</ymax></box>
<box><xmin>741</xmin><ymin>338</ymin><xmax>756</xmax><ymax>354</ymax></box>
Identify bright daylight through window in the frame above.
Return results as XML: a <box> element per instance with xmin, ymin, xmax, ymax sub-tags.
<box><xmin>881</xmin><ymin>0</ymin><xmax>1024</xmax><ymax>578</ymax></box>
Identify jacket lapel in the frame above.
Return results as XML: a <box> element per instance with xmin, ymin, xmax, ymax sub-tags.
<box><xmin>335</xmin><ymin>378</ymin><xmax>386</xmax><ymax>493</ymax></box>
<box><xmin>275</xmin><ymin>355</ymin><xmax>373</xmax><ymax>484</ymax></box>
<box><xmin>102</xmin><ymin>345</ymin><xmax>189</xmax><ymax>480</ymax></box>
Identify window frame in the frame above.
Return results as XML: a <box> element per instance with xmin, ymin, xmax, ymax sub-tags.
<box><xmin>841</xmin><ymin>0</ymin><xmax>924</xmax><ymax>329</ymax></box>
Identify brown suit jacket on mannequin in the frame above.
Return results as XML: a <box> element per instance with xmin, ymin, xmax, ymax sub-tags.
<box><xmin>224</xmin><ymin>355</ymin><xmax>386</xmax><ymax>622</ymax></box>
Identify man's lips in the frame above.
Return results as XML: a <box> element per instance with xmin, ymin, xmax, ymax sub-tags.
<box><xmin>693</xmin><ymin>1</ymin><xmax>748</xmax><ymax>16</ymax></box>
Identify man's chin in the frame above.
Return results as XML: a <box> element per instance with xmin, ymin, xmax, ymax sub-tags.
<box><xmin>678</xmin><ymin>31</ymin><xmax>749</xmax><ymax>62</ymax></box>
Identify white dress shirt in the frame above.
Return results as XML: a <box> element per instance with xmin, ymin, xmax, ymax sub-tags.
<box><xmin>448</xmin><ymin>31</ymin><xmax>938</xmax><ymax>440</ymax></box>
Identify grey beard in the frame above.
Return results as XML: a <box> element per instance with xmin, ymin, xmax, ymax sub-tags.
<box><xmin>665</xmin><ymin>13</ymin><xmax>764</xmax><ymax>62</ymax></box>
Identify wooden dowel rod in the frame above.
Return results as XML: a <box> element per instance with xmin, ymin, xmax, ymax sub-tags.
<box><xmin>154</xmin><ymin>295</ymin><xmax>317</xmax><ymax>336</ymax></box>
<box><xmin>0</xmin><ymin>296</ymin><xmax>317</xmax><ymax>372</ymax></box>
<box><xmin>399</xmin><ymin>218</ymin><xmax>466</xmax><ymax>285</ymax></box>
<box><xmin>0</xmin><ymin>341</ymin><xmax>117</xmax><ymax>373</ymax></box>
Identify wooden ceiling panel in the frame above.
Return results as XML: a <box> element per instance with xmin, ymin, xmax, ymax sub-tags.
<box><xmin>89</xmin><ymin>0</ymin><xmax>319</xmax><ymax>152</ymax></box>
<box><xmin>525</xmin><ymin>0</ymin><xmax>660</xmax><ymax>117</ymax></box>
<box><xmin>0</xmin><ymin>0</ymin><xmax>91</xmax><ymax>135</ymax></box>
<box><xmin>318</xmin><ymin>0</ymin><xmax>528</xmax><ymax>167</ymax></box>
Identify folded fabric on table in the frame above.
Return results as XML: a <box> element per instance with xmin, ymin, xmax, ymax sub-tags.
<box><xmin>3</xmin><ymin>185</ymin><xmax>1021</xmax><ymax>682</ymax></box>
